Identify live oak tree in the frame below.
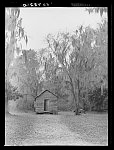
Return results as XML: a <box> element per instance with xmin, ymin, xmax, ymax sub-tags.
<box><xmin>45</xmin><ymin>31</ymin><xmax>92</xmax><ymax>115</ymax></box>
<box><xmin>45</xmin><ymin>19</ymin><xmax>107</xmax><ymax>114</ymax></box>
<box><xmin>5</xmin><ymin>8</ymin><xmax>28</xmax><ymax>114</ymax></box>
<box><xmin>23</xmin><ymin>49</ymin><xmax>44</xmax><ymax>98</ymax></box>
<box><xmin>5</xmin><ymin>8</ymin><xmax>28</xmax><ymax>75</ymax></box>
<box><xmin>66</xmin><ymin>27</ymin><xmax>98</xmax><ymax>114</ymax></box>
<box><xmin>84</xmin><ymin>7</ymin><xmax>108</xmax><ymax>111</ymax></box>
<box><xmin>73</xmin><ymin>20</ymin><xmax>107</xmax><ymax>112</ymax></box>
<box><xmin>89</xmin><ymin>21</ymin><xmax>108</xmax><ymax>110</ymax></box>
<box><xmin>10</xmin><ymin>49</ymin><xmax>43</xmax><ymax>100</ymax></box>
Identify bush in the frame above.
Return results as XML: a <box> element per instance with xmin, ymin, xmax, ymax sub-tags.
<box><xmin>102</xmin><ymin>96</ymin><xmax>108</xmax><ymax>110</ymax></box>
<box><xmin>88</xmin><ymin>87</ymin><xmax>108</xmax><ymax>111</ymax></box>
<box><xmin>16</xmin><ymin>97</ymin><xmax>34</xmax><ymax>112</ymax></box>
<box><xmin>5</xmin><ymin>81</ymin><xmax>23</xmax><ymax>101</ymax></box>
<box><xmin>50</xmin><ymin>110</ymin><xmax>58</xmax><ymax>114</ymax></box>
<box><xmin>8</xmin><ymin>100</ymin><xmax>18</xmax><ymax>112</ymax></box>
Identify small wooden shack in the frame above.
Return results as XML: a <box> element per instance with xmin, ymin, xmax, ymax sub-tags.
<box><xmin>34</xmin><ymin>90</ymin><xmax>58</xmax><ymax>114</ymax></box>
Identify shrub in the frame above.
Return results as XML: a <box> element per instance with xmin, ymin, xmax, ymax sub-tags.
<box><xmin>16</xmin><ymin>97</ymin><xmax>34</xmax><ymax>112</ymax></box>
<box><xmin>88</xmin><ymin>87</ymin><xmax>108</xmax><ymax>111</ymax></box>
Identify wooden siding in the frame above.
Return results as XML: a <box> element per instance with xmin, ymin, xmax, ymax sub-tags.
<box><xmin>34</xmin><ymin>90</ymin><xmax>58</xmax><ymax>114</ymax></box>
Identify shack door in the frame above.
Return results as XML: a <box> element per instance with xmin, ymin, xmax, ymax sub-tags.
<box><xmin>44</xmin><ymin>99</ymin><xmax>49</xmax><ymax>111</ymax></box>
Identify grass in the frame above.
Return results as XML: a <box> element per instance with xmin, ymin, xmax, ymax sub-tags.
<box><xmin>5</xmin><ymin>111</ymin><xmax>108</xmax><ymax>146</ymax></box>
<box><xmin>59</xmin><ymin>112</ymin><xmax>108</xmax><ymax>145</ymax></box>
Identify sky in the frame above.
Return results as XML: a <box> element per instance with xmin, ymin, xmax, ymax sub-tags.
<box><xmin>20</xmin><ymin>7</ymin><xmax>106</xmax><ymax>50</ymax></box>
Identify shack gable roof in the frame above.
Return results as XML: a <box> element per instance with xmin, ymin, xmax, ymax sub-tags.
<box><xmin>35</xmin><ymin>90</ymin><xmax>58</xmax><ymax>99</ymax></box>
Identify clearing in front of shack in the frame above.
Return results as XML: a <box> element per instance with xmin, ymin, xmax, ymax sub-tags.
<box><xmin>5</xmin><ymin>111</ymin><xmax>108</xmax><ymax>146</ymax></box>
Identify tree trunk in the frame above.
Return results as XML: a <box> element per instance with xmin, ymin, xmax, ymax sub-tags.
<box><xmin>72</xmin><ymin>85</ymin><xmax>80</xmax><ymax>115</ymax></box>
<box><xmin>74</xmin><ymin>77</ymin><xmax>80</xmax><ymax>115</ymax></box>
<box><xmin>5</xmin><ymin>74</ymin><xmax>10</xmax><ymax>115</ymax></box>
<box><xmin>72</xmin><ymin>91</ymin><xmax>78</xmax><ymax>113</ymax></box>
<box><xmin>25</xmin><ymin>94</ymin><xmax>28</xmax><ymax>111</ymax></box>
<box><xmin>67</xmin><ymin>74</ymin><xmax>80</xmax><ymax>115</ymax></box>
<box><xmin>89</xmin><ymin>103</ymin><xmax>92</xmax><ymax>111</ymax></box>
<box><xmin>75</xmin><ymin>91</ymin><xmax>80</xmax><ymax>115</ymax></box>
<box><xmin>86</xmin><ymin>90</ymin><xmax>92</xmax><ymax>112</ymax></box>
<box><xmin>5</xmin><ymin>97</ymin><xmax>11</xmax><ymax>116</ymax></box>
<box><xmin>5</xmin><ymin>100</ymin><xmax>8</xmax><ymax>114</ymax></box>
<box><xmin>69</xmin><ymin>79</ymin><xmax>78</xmax><ymax>115</ymax></box>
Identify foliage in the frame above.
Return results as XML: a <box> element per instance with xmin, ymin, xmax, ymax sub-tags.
<box><xmin>9</xmin><ymin>49</ymin><xmax>42</xmax><ymax>98</ymax></box>
<box><xmin>46</xmin><ymin>27</ymin><xmax>97</xmax><ymax>114</ymax></box>
<box><xmin>88</xmin><ymin>87</ymin><xmax>108</xmax><ymax>111</ymax></box>
<box><xmin>86</xmin><ymin>7</ymin><xmax>108</xmax><ymax>17</ymax></box>
<box><xmin>5</xmin><ymin>8</ymin><xmax>28</xmax><ymax>114</ymax></box>
<box><xmin>44</xmin><ymin>53</ymin><xmax>58</xmax><ymax>80</ymax></box>
<box><xmin>5</xmin><ymin>8</ymin><xmax>28</xmax><ymax>72</ymax></box>
<box><xmin>5</xmin><ymin>81</ymin><xmax>23</xmax><ymax>101</ymax></box>
<box><xmin>8</xmin><ymin>49</ymin><xmax>43</xmax><ymax>111</ymax></box>
<box><xmin>16</xmin><ymin>96</ymin><xmax>34</xmax><ymax>111</ymax></box>
<box><xmin>45</xmin><ymin>19</ymin><xmax>108</xmax><ymax>114</ymax></box>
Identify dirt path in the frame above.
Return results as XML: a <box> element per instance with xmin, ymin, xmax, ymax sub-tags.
<box><xmin>21</xmin><ymin>116</ymin><xmax>94</xmax><ymax>145</ymax></box>
<box><xmin>5</xmin><ymin>112</ymin><xmax>96</xmax><ymax>146</ymax></box>
<box><xmin>5</xmin><ymin>111</ymin><xmax>108</xmax><ymax>146</ymax></box>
